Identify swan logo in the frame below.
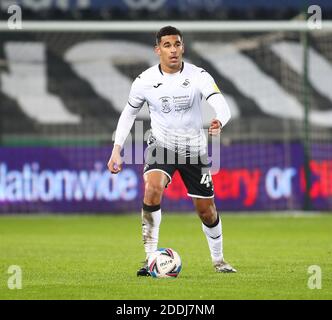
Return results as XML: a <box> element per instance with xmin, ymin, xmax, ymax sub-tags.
<box><xmin>181</xmin><ymin>79</ymin><xmax>190</xmax><ymax>88</ymax></box>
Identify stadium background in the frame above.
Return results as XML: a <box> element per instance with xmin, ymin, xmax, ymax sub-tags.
<box><xmin>0</xmin><ymin>0</ymin><xmax>331</xmax><ymax>213</ymax></box>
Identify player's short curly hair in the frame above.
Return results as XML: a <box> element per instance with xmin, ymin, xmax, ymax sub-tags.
<box><xmin>156</xmin><ymin>26</ymin><xmax>183</xmax><ymax>45</ymax></box>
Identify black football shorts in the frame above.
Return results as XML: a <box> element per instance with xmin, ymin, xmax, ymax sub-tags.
<box><xmin>143</xmin><ymin>143</ymin><xmax>214</xmax><ymax>198</ymax></box>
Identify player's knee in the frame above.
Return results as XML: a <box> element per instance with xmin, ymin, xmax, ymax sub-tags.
<box><xmin>201</xmin><ymin>212</ymin><xmax>217</xmax><ymax>226</ymax></box>
<box><xmin>197</xmin><ymin>208</ymin><xmax>214</xmax><ymax>219</ymax></box>
<box><xmin>144</xmin><ymin>182</ymin><xmax>164</xmax><ymax>204</ymax></box>
<box><xmin>196</xmin><ymin>204</ymin><xmax>217</xmax><ymax>225</ymax></box>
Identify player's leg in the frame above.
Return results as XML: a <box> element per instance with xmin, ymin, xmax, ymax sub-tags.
<box><xmin>137</xmin><ymin>169</ymin><xmax>172</xmax><ymax>277</ymax></box>
<box><xmin>192</xmin><ymin>197</ymin><xmax>236</xmax><ymax>273</ymax></box>
<box><xmin>192</xmin><ymin>197</ymin><xmax>223</xmax><ymax>263</ymax></box>
<box><xmin>142</xmin><ymin>171</ymin><xmax>168</xmax><ymax>259</ymax></box>
<box><xmin>193</xmin><ymin>198</ymin><xmax>223</xmax><ymax>263</ymax></box>
<box><xmin>178</xmin><ymin>159</ymin><xmax>236</xmax><ymax>273</ymax></box>
<box><xmin>137</xmin><ymin>141</ymin><xmax>176</xmax><ymax>276</ymax></box>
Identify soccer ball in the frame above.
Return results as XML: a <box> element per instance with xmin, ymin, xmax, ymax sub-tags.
<box><xmin>148</xmin><ymin>248</ymin><xmax>182</xmax><ymax>278</ymax></box>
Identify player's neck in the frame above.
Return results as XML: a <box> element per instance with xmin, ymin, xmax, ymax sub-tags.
<box><xmin>160</xmin><ymin>62</ymin><xmax>183</xmax><ymax>74</ymax></box>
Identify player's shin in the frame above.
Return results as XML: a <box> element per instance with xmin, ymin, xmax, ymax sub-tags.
<box><xmin>141</xmin><ymin>203</ymin><xmax>162</xmax><ymax>260</ymax></box>
<box><xmin>202</xmin><ymin>215</ymin><xmax>224</xmax><ymax>263</ymax></box>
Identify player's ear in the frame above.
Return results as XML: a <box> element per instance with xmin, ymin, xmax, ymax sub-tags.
<box><xmin>154</xmin><ymin>45</ymin><xmax>161</xmax><ymax>56</ymax></box>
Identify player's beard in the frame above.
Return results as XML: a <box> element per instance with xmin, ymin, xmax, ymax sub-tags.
<box><xmin>168</xmin><ymin>58</ymin><xmax>182</xmax><ymax>71</ymax></box>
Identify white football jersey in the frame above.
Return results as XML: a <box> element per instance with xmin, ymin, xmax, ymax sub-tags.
<box><xmin>127</xmin><ymin>62</ymin><xmax>226</xmax><ymax>156</ymax></box>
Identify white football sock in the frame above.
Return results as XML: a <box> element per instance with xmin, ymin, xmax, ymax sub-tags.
<box><xmin>202</xmin><ymin>216</ymin><xmax>224</xmax><ymax>263</ymax></box>
<box><xmin>142</xmin><ymin>207</ymin><xmax>162</xmax><ymax>260</ymax></box>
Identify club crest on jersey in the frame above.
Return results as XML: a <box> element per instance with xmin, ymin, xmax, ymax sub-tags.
<box><xmin>159</xmin><ymin>96</ymin><xmax>172</xmax><ymax>113</ymax></box>
<box><xmin>181</xmin><ymin>79</ymin><xmax>190</xmax><ymax>88</ymax></box>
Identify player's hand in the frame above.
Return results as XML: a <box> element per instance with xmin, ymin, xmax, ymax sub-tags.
<box><xmin>208</xmin><ymin>119</ymin><xmax>222</xmax><ymax>136</ymax></box>
<box><xmin>107</xmin><ymin>146</ymin><xmax>122</xmax><ymax>174</ymax></box>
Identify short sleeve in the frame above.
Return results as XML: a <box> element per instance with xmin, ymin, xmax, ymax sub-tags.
<box><xmin>197</xmin><ymin>70</ymin><xmax>221</xmax><ymax>100</ymax></box>
<box><xmin>128</xmin><ymin>76</ymin><xmax>146</xmax><ymax>109</ymax></box>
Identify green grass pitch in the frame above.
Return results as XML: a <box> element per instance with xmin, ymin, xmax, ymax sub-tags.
<box><xmin>0</xmin><ymin>213</ymin><xmax>331</xmax><ymax>300</ymax></box>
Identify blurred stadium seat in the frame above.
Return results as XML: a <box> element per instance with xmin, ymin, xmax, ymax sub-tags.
<box><xmin>0</xmin><ymin>1</ymin><xmax>331</xmax><ymax>213</ymax></box>
<box><xmin>0</xmin><ymin>0</ymin><xmax>331</xmax><ymax>21</ymax></box>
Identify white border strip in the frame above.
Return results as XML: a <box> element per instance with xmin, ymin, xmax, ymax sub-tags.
<box><xmin>143</xmin><ymin>169</ymin><xmax>172</xmax><ymax>185</ymax></box>
<box><xmin>0</xmin><ymin>21</ymin><xmax>332</xmax><ymax>32</ymax></box>
<box><xmin>187</xmin><ymin>193</ymin><xmax>214</xmax><ymax>199</ymax></box>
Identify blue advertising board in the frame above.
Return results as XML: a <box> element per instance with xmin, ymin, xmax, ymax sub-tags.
<box><xmin>0</xmin><ymin>143</ymin><xmax>331</xmax><ymax>213</ymax></box>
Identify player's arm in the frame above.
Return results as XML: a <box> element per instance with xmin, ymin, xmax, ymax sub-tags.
<box><xmin>198</xmin><ymin>70</ymin><xmax>231</xmax><ymax>136</ymax></box>
<box><xmin>207</xmin><ymin>93</ymin><xmax>231</xmax><ymax>135</ymax></box>
<box><xmin>108</xmin><ymin>78</ymin><xmax>145</xmax><ymax>174</ymax></box>
<box><xmin>108</xmin><ymin>104</ymin><xmax>138</xmax><ymax>174</ymax></box>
